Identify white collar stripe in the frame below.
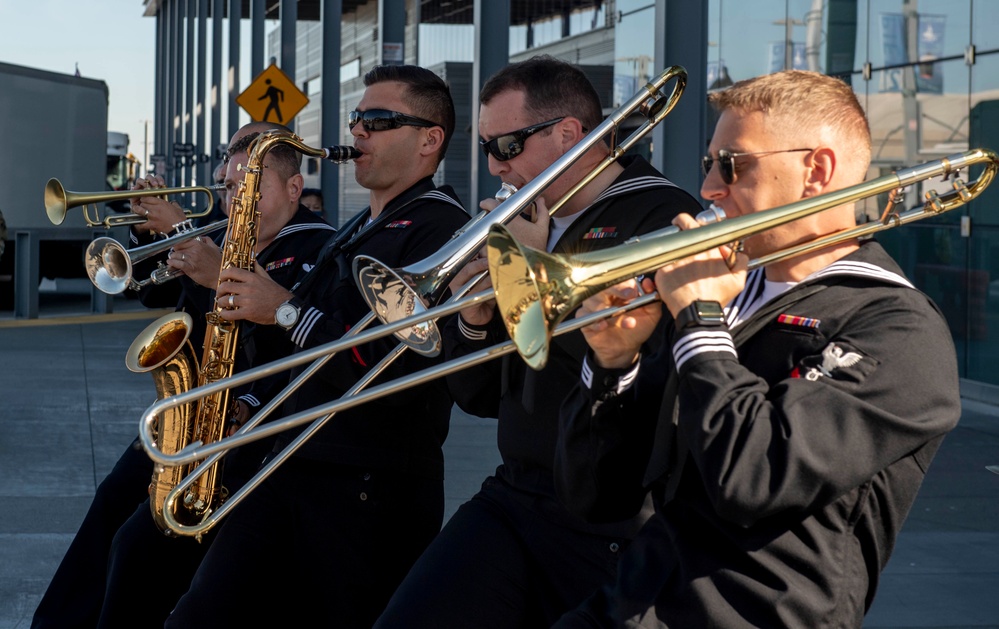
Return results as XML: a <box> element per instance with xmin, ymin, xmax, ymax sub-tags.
<box><xmin>591</xmin><ymin>176</ymin><xmax>676</xmax><ymax>205</ymax></box>
<box><xmin>806</xmin><ymin>260</ymin><xmax>914</xmax><ymax>288</ymax></box>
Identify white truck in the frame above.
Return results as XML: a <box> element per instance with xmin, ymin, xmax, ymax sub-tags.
<box><xmin>0</xmin><ymin>61</ymin><xmax>112</xmax><ymax>316</ymax></box>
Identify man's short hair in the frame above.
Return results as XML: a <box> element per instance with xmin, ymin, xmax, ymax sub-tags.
<box><xmin>708</xmin><ymin>70</ymin><xmax>872</xmax><ymax>182</ymax></box>
<box><xmin>301</xmin><ymin>187</ymin><xmax>323</xmax><ymax>201</ymax></box>
<box><xmin>363</xmin><ymin>65</ymin><xmax>455</xmax><ymax>166</ymax></box>
<box><xmin>226</xmin><ymin>122</ymin><xmax>303</xmax><ymax>180</ymax></box>
<box><xmin>480</xmin><ymin>55</ymin><xmax>603</xmax><ymax>135</ymax></box>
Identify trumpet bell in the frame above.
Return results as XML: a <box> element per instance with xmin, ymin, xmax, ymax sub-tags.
<box><xmin>44</xmin><ymin>178</ymin><xmax>70</xmax><ymax>225</ymax></box>
<box><xmin>84</xmin><ymin>237</ymin><xmax>133</xmax><ymax>295</ymax></box>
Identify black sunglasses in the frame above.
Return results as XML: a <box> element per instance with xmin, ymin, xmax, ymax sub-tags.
<box><xmin>348</xmin><ymin>109</ymin><xmax>441</xmax><ymax>132</ymax></box>
<box><xmin>701</xmin><ymin>148</ymin><xmax>814</xmax><ymax>185</ymax></box>
<box><xmin>479</xmin><ymin>117</ymin><xmax>565</xmax><ymax>161</ymax></box>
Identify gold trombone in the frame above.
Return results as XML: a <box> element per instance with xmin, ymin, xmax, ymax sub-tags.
<box><xmin>136</xmin><ymin>66</ymin><xmax>689</xmax><ymax>538</ymax></box>
<box><xmin>44</xmin><ymin>177</ymin><xmax>223</xmax><ymax>227</ymax></box>
<box><xmin>487</xmin><ymin>148</ymin><xmax>999</xmax><ymax>369</ymax></box>
<box><xmin>139</xmin><ymin>148</ymin><xmax>997</xmax><ymax>480</ymax></box>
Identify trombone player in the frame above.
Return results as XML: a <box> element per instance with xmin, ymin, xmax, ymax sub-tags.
<box><xmin>552</xmin><ymin>70</ymin><xmax>961</xmax><ymax>627</ymax></box>
<box><xmin>376</xmin><ymin>55</ymin><xmax>703</xmax><ymax>627</ymax></box>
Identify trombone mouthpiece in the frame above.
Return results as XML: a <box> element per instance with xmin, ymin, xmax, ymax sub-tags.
<box><xmin>325</xmin><ymin>146</ymin><xmax>361</xmax><ymax>163</ymax></box>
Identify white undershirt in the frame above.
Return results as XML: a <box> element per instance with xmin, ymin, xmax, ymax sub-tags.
<box><xmin>727</xmin><ymin>278</ymin><xmax>797</xmax><ymax>328</ymax></box>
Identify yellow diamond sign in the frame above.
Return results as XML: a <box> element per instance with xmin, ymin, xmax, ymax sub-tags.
<box><xmin>237</xmin><ymin>63</ymin><xmax>309</xmax><ymax>124</ymax></box>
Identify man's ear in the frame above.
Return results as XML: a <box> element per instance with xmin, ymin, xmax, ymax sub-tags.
<box><xmin>558</xmin><ymin>117</ymin><xmax>586</xmax><ymax>148</ymax></box>
<box><xmin>421</xmin><ymin>126</ymin><xmax>446</xmax><ymax>158</ymax></box>
<box><xmin>803</xmin><ymin>147</ymin><xmax>835</xmax><ymax>197</ymax></box>
<box><xmin>288</xmin><ymin>172</ymin><xmax>304</xmax><ymax>201</ymax></box>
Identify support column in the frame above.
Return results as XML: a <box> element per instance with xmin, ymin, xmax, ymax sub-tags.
<box><xmin>379</xmin><ymin>0</ymin><xmax>406</xmax><ymax>64</ymax></box>
<box><xmin>212</xmin><ymin>0</ymin><xmax>223</xmax><ymax>156</ymax></box>
<box><xmin>228</xmin><ymin>0</ymin><xmax>242</xmax><ymax>136</ymax></box>
<box><xmin>471</xmin><ymin>0</ymin><xmax>510</xmax><ymax>209</ymax></box>
<box><xmin>281</xmin><ymin>0</ymin><xmax>298</xmax><ymax>78</ymax></box>
<box><xmin>654</xmin><ymin>0</ymin><xmax>709</xmax><ymax>199</ymax></box>
<box><xmin>197</xmin><ymin>0</ymin><xmax>209</xmax><ymax>187</ymax></box>
<box><xmin>251</xmin><ymin>0</ymin><xmax>265</xmax><ymax>79</ymax></box>
<box><xmin>186</xmin><ymin>0</ymin><xmax>196</xmax><ymax>189</ymax></box>
<box><xmin>321</xmin><ymin>0</ymin><xmax>343</xmax><ymax>225</ymax></box>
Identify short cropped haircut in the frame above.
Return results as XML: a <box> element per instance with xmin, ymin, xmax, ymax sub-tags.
<box><xmin>364</xmin><ymin>65</ymin><xmax>455</xmax><ymax>166</ymax></box>
<box><xmin>226</xmin><ymin>122</ymin><xmax>302</xmax><ymax>181</ymax></box>
<box><xmin>709</xmin><ymin>70</ymin><xmax>871</xmax><ymax>182</ymax></box>
<box><xmin>480</xmin><ymin>55</ymin><xmax>603</xmax><ymax>134</ymax></box>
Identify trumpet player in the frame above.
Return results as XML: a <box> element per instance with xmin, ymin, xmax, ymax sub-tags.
<box><xmin>375</xmin><ymin>55</ymin><xmax>703</xmax><ymax>628</ymax></box>
<box><xmin>32</xmin><ymin>121</ymin><xmax>335</xmax><ymax>629</ymax></box>
<box><xmin>553</xmin><ymin>70</ymin><xmax>961</xmax><ymax>628</ymax></box>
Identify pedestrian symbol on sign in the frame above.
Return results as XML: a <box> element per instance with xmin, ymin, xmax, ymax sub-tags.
<box><xmin>237</xmin><ymin>64</ymin><xmax>309</xmax><ymax>124</ymax></box>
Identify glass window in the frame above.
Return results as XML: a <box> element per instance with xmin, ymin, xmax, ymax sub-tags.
<box><xmin>965</xmin><ymin>226</ymin><xmax>999</xmax><ymax>383</ymax></box>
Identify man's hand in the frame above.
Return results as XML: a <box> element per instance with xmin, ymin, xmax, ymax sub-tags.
<box><xmin>130</xmin><ymin>176</ymin><xmax>187</xmax><ymax>234</ymax></box>
<box><xmin>654</xmin><ymin>213</ymin><xmax>748</xmax><ymax>317</ymax></box>
<box><xmin>447</xmin><ymin>256</ymin><xmax>495</xmax><ymax>326</ymax></box>
<box><xmin>215</xmin><ymin>265</ymin><xmax>293</xmax><ymax>324</ymax></box>
<box><xmin>166</xmin><ymin>236</ymin><xmax>223</xmax><ymax>288</ymax></box>
<box><xmin>577</xmin><ymin>278</ymin><xmax>662</xmax><ymax>369</ymax></box>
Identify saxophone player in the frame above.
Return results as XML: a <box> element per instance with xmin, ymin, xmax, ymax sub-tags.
<box><xmin>166</xmin><ymin>64</ymin><xmax>470</xmax><ymax>629</ymax></box>
<box><xmin>32</xmin><ymin>121</ymin><xmax>335</xmax><ymax>629</ymax></box>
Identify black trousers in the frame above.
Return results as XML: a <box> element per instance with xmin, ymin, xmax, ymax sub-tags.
<box><xmin>165</xmin><ymin>457</ymin><xmax>443</xmax><ymax>628</ymax></box>
<box><xmin>374</xmin><ymin>475</ymin><xmax>629</xmax><ymax>629</ymax></box>
<box><xmin>32</xmin><ymin>439</ymin><xmax>151</xmax><ymax>629</ymax></box>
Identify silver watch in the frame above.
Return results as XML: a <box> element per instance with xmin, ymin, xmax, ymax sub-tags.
<box><xmin>275</xmin><ymin>300</ymin><xmax>301</xmax><ymax>330</ymax></box>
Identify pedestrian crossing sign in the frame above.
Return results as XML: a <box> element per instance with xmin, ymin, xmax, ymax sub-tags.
<box><xmin>237</xmin><ymin>63</ymin><xmax>309</xmax><ymax>124</ymax></box>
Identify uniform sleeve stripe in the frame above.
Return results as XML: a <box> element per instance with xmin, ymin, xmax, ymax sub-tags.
<box><xmin>238</xmin><ymin>394</ymin><xmax>261</xmax><ymax>408</ymax></box>
<box><xmin>673</xmin><ymin>330</ymin><xmax>737</xmax><ymax>371</ymax></box>
<box><xmin>457</xmin><ymin>316</ymin><xmax>489</xmax><ymax>341</ymax></box>
<box><xmin>290</xmin><ymin>306</ymin><xmax>323</xmax><ymax>346</ymax></box>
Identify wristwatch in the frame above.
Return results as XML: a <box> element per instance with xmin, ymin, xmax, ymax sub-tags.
<box><xmin>275</xmin><ymin>299</ymin><xmax>301</xmax><ymax>330</ymax></box>
<box><xmin>675</xmin><ymin>300</ymin><xmax>726</xmax><ymax>330</ymax></box>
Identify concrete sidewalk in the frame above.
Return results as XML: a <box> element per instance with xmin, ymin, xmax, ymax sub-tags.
<box><xmin>0</xmin><ymin>298</ymin><xmax>997</xmax><ymax>628</ymax></box>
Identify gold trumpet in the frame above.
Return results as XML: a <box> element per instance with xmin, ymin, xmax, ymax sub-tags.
<box><xmin>44</xmin><ymin>177</ymin><xmax>223</xmax><ymax>227</ymax></box>
<box><xmin>487</xmin><ymin>148</ymin><xmax>999</xmax><ymax>370</ymax></box>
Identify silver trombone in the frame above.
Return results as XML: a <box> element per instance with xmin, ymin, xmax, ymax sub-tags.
<box><xmin>137</xmin><ymin>66</ymin><xmax>690</xmax><ymax>538</ymax></box>
<box><xmin>351</xmin><ymin>65</ymin><xmax>688</xmax><ymax>355</ymax></box>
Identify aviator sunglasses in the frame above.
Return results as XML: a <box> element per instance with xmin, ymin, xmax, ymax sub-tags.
<box><xmin>348</xmin><ymin>109</ymin><xmax>441</xmax><ymax>132</ymax></box>
<box><xmin>480</xmin><ymin>117</ymin><xmax>565</xmax><ymax>161</ymax></box>
<box><xmin>701</xmin><ymin>148</ymin><xmax>814</xmax><ymax>185</ymax></box>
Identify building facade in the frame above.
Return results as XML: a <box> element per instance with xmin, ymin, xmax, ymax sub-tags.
<box><xmin>148</xmin><ymin>0</ymin><xmax>999</xmax><ymax>395</ymax></box>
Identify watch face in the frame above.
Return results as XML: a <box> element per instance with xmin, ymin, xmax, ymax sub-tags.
<box><xmin>697</xmin><ymin>301</ymin><xmax>725</xmax><ymax>321</ymax></box>
<box><xmin>276</xmin><ymin>303</ymin><xmax>298</xmax><ymax>327</ymax></box>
